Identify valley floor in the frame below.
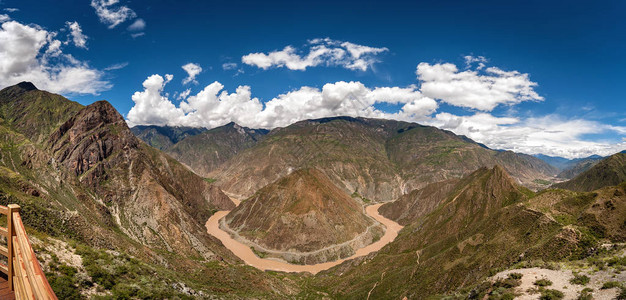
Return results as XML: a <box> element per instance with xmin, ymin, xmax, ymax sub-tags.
<box><xmin>205</xmin><ymin>203</ymin><xmax>403</xmax><ymax>274</ymax></box>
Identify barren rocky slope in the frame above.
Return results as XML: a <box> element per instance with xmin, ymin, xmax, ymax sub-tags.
<box><xmin>45</xmin><ymin>99</ymin><xmax>235</xmax><ymax>258</ymax></box>
<box><xmin>166</xmin><ymin>122</ymin><xmax>268</xmax><ymax>177</ymax></box>
<box><xmin>224</xmin><ymin>168</ymin><xmax>382</xmax><ymax>264</ymax></box>
<box><xmin>211</xmin><ymin>117</ymin><xmax>557</xmax><ymax>201</ymax></box>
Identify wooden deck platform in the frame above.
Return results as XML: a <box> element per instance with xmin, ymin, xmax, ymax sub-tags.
<box><xmin>0</xmin><ymin>273</ymin><xmax>15</xmax><ymax>299</ymax></box>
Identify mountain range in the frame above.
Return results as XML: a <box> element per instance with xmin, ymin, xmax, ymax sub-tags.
<box><xmin>534</xmin><ymin>153</ymin><xmax>605</xmax><ymax>179</ymax></box>
<box><xmin>136</xmin><ymin>116</ymin><xmax>558</xmax><ymax>201</ymax></box>
<box><xmin>0</xmin><ymin>82</ymin><xmax>624</xmax><ymax>298</ymax></box>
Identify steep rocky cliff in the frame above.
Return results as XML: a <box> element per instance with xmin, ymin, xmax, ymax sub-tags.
<box><xmin>166</xmin><ymin>122</ymin><xmax>268</xmax><ymax>177</ymax></box>
<box><xmin>0</xmin><ymin>82</ymin><xmax>237</xmax><ymax>262</ymax></box>
<box><xmin>45</xmin><ymin>99</ymin><xmax>234</xmax><ymax>258</ymax></box>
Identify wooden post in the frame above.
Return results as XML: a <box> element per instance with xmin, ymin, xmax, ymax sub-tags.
<box><xmin>7</xmin><ymin>204</ymin><xmax>19</xmax><ymax>291</ymax></box>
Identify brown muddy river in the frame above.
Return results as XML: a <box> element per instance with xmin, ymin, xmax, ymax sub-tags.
<box><xmin>205</xmin><ymin>203</ymin><xmax>403</xmax><ymax>275</ymax></box>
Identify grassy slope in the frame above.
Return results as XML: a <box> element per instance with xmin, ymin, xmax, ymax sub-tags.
<box><xmin>553</xmin><ymin>153</ymin><xmax>626</xmax><ymax>192</ymax></box>
<box><xmin>308</xmin><ymin>167</ymin><xmax>624</xmax><ymax>299</ymax></box>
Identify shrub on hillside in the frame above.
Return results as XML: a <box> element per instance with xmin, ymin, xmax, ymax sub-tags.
<box><xmin>569</xmin><ymin>274</ymin><xmax>590</xmax><ymax>285</ymax></box>
<box><xmin>577</xmin><ymin>288</ymin><xmax>593</xmax><ymax>300</ymax></box>
<box><xmin>534</xmin><ymin>279</ymin><xmax>553</xmax><ymax>287</ymax></box>
<box><xmin>601</xmin><ymin>281</ymin><xmax>621</xmax><ymax>289</ymax></box>
<box><xmin>540</xmin><ymin>289</ymin><xmax>564</xmax><ymax>300</ymax></box>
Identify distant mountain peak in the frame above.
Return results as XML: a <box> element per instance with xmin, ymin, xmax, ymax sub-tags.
<box><xmin>0</xmin><ymin>81</ymin><xmax>39</xmax><ymax>99</ymax></box>
<box><xmin>16</xmin><ymin>81</ymin><xmax>38</xmax><ymax>91</ymax></box>
<box><xmin>553</xmin><ymin>152</ymin><xmax>626</xmax><ymax>192</ymax></box>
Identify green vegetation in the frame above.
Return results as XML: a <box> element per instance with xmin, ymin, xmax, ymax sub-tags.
<box><xmin>250</xmin><ymin>246</ymin><xmax>267</xmax><ymax>258</ymax></box>
<box><xmin>350</xmin><ymin>190</ymin><xmax>371</xmax><ymax>203</ymax></box>
<box><xmin>577</xmin><ymin>288</ymin><xmax>593</xmax><ymax>300</ymax></box>
<box><xmin>493</xmin><ymin>274</ymin><xmax>522</xmax><ymax>289</ymax></box>
<box><xmin>45</xmin><ymin>254</ymin><xmax>82</xmax><ymax>300</ymax></box>
<box><xmin>533</xmin><ymin>179</ymin><xmax>552</xmax><ymax>185</ymax></box>
<box><xmin>442</xmin><ymin>277</ymin><xmax>520</xmax><ymax>300</ymax></box>
<box><xmin>553</xmin><ymin>152</ymin><xmax>626</xmax><ymax>192</ymax></box>
<box><xmin>539</xmin><ymin>289</ymin><xmax>564</xmax><ymax>300</ymax></box>
<box><xmin>76</xmin><ymin>243</ymin><xmax>194</xmax><ymax>299</ymax></box>
<box><xmin>203</xmin><ymin>177</ymin><xmax>217</xmax><ymax>183</ymax></box>
<box><xmin>607</xmin><ymin>255</ymin><xmax>626</xmax><ymax>267</ymax></box>
<box><xmin>534</xmin><ymin>279</ymin><xmax>553</xmax><ymax>287</ymax></box>
<box><xmin>569</xmin><ymin>274</ymin><xmax>590</xmax><ymax>285</ymax></box>
<box><xmin>601</xmin><ymin>281</ymin><xmax>622</xmax><ymax>289</ymax></box>
<box><xmin>618</xmin><ymin>287</ymin><xmax>626</xmax><ymax>300</ymax></box>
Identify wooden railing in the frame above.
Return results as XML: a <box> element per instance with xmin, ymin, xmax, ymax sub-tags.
<box><xmin>0</xmin><ymin>204</ymin><xmax>57</xmax><ymax>299</ymax></box>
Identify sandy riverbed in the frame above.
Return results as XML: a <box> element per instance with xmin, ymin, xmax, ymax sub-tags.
<box><xmin>205</xmin><ymin>203</ymin><xmax>403</xmax><ymax>275</ymax></box>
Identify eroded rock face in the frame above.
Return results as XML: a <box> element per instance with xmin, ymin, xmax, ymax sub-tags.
<box><xmin>211</xmin><ymin>117</ymin><xmax>557</xmax><ymax>202</ymax></box>
<box><xmin>379</xmin><ymin>178</ymin><xmax>459</xmax><ymax>225</ymax></box>
<box><xmin>225</xmin><ymin>168</ymin><xmax>382</xmax><ymax>264</ymax></box>
<box><xmin>48</xmin><ymin>101</ymin><xmax>138</xmax><ymax>185</ymax></box>
<box><xmin>46</xmin><ymin>100</ymin><xmax>234</xmax><ymax>259</ymax></box>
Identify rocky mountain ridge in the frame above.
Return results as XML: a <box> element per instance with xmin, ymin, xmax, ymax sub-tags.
<box><xmin>208</xmin><ymin>116</ymin><xmax>557</xmax><ymax>201</ymax></box>
<box><xmin>0</xmin><ymin>82</ymin><xmax>240</xmax><ymax>276</ymax></box>
<box><xmin>552</xmin><ymin>152</ymin><xmax>626</xmax><ymax>192</ymax></box>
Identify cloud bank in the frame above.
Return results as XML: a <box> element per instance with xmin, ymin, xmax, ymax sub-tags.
<box><xmin>242</xmin><ymin>38</ymin><xmax>388</xmax><ymax>71</ymax></box>
<box><xmin>127</xmin><ymin>57</ymin><xmax>624</xmax><ymax>158</ymax></box>
<box><xmin>417</xmin><ymin>62</ymin><xmax>543</xmax><ymax>111</ymax></box>
<box><xmin>127</xmin><ymin>74</ymin><xmax>436</xmax><ymax>129</ymax></box>
<box><xmin>0</xmin><ymin>19</ymin><xmax>110</xmax><ymax>94</ymax></box>
<box><xmin>427</xmin><ymin>112</ymin><xmax>626</xmax><ymax>159</ymax></box>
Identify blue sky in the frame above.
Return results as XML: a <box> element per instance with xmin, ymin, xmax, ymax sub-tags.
<box><xmin>0</xmin><ymin>0</ymin><xmax>624</xmax><ymax>158</ymax></box>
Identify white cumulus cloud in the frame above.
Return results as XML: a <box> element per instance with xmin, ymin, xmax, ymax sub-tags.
<box><xmin>426</xmin><ymin>112</ymin><xmax>626</xmax><ymax>158</ymax></box>
<box><xmin>0</xmin><ymin>14</ymin><xmax>10</xmax><ymax>23</ymax></box>
<box><xmin>417</xmin><ymin>60</ymin><xmax>543</xmax><ymax>111</ymax></box>
<box><xmin>3</xmin><ymin>8</ymin><xmax>19</xmax><ymax>13</ymax></box>
<box><xmin>0</xmin><ymin>20</ymin><xmax>110</xmax><ymax>94</ymax></box>
<box><xmin>90</xmin><ymin>0</ymin><xmax>136</xmax><ymax>29</ymax></box>
<box><xmin>181</xmin><ymin>63</ymin><xmax>202</xmax><ymax>85</ymax></box>
<box><xmin>65</xmin><ymin>21</ymin><xmax>87</xmax><ymax>49</ymax></box>
<box><xmin>177</xmin><ymin>88</ymin><xmax>191</xmax><ymax>100</ymax></box>
<box><xmin>127</xmin><ymin>18</ymin><xmax>145</xmax><ymax>31</ymax></box>
<box><xmin>242</xmin><ymin>38</ymin><xmax>388</xmax><ymax>71</ymax></box>
<box><xmin>126</xmin><ymin>74</ymin><xmax>436</xmax><ymax>129</ymax></box>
